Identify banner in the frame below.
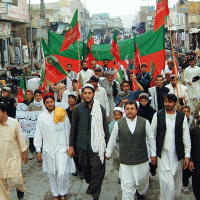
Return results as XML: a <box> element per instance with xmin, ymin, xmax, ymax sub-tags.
<box><xmin>16</xmin><ymin>103</ymin><xmax>68</xmax><ymax>138</ymax></box>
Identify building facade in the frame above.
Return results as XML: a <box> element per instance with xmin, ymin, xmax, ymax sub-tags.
<box><xmin>0</xmin><ymin>0</ymin><xmax>29</xmax><ymax>68</ymax></box>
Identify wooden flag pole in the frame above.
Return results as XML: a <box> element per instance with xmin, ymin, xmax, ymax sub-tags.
<box><xmin>78</xmin><ymin>39</ymin><xmax>81</xmax><ymax>70</ymax></box>
<box><xmin>168</xmin><ymin>14</ymin><xmax>186</xmax><ymax>103</ymax></box>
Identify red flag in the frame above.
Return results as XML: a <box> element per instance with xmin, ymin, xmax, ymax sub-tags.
<box><xmin>154</xmin><ymin>0</ymin><xmax>169</xmax><ymax>32</ymax></box>
<box><xmin>42</xmin><ymin>39</ymin><xmax>68</xmax><ymax>84</ymax></box>
<box><xmin>39</xmin><ymin>68</ymin><xmax>47</xmax><ymax>97</ymax></box>
<box><xmin>85</xmin><ymin>52</ymin><xmax>96</xmax><ymax>69</ymax></box>
<box><xmin>111</xmin><ymin>29</ymin><xmax>120</xmax><ymax>70</ymax></box>
<box><xmin>60</xmin><ymin>9</ymin><xmax>80</xmax><ymax>52</ymax></box>
<box><xmin>16</xmin><ymin>87</ymin><xmax>25</xmax><ymax>103</ymax></box>
<box><xmin>134</xmin><ymin>43</ymin><xmax>141</xmax><ymax>74</ymax></box>
<box><xmin>16</xmin><ymin>75</ymin><xmax>26</xmax><ymax>103</ymax></box>
<box><xmin>87</xmin><ymin>29</ymin><xmax>94</xmax><ymax>51</ymax></box>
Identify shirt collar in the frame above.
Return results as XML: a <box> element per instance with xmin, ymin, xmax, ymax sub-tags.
<box><xmin>3</xmin><ymin>117</ymin><xmax>10</xmax><ymax>126</ymax></box>
<box><xmin>126</xmin><ymin>116</ymin><xmax>137</xmax><ymax>123</ymax></box>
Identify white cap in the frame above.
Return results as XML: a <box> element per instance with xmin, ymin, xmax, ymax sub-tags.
<box><xmin>113</xmin><ymin>107</ymin><xmax>123</xmax><ymax>114</ymax></box>
<box><xmin>3</xmin><ymin>86</ymin><xmax>11</xmax><ymax>92</ymax></box>
<box><xmin>83</xmin><ymin>83</ymin><xmax>95</xmax><ymax>89</ymax></box>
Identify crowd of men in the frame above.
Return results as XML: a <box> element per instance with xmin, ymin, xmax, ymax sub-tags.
<box><xmin>0</xmin><ymin>51</ymin><xmax>200</xmax><ymax>200</ymax></box>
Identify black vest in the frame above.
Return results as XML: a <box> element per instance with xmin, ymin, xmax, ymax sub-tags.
<box><xmin>75</xmin><ymin>102</ymin><xmax>92</xmax><ymax>150</ymax></box>
<box><xmin>156</xmin><ymin>109</ymin><xmax>185</xmax><ymax>160</ymax></box>
<box><xmin>118</xmin><ymin>116</ymin><xmax>148</xmax><ymax>165</ymax></box>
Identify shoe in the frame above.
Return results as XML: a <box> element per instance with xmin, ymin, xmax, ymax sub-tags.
<box><xmin>118</xmin><ymin>178</ymin><xmax>121</xmax><ymax>184</ymax></box>
<box><xmin>60</xmin><ymin>195</ymin><xmax>67</xmax><ymax>200</ymax></box>
<box><xmin>182</xmin><ymin>186</ymin><xmax>190</xmax><ymax>194</ymax></box>
<box><xmin>136</xmin><ymin>191</ymin><xmax>145</xmax><ymax>200</ymax></box>
<box><xmin>16</xmin><ymin>189</ymin><xmax>24</xmax><ymax>199</ymax></box>
<box><xmin>72</xmin><ymin>169</ymin><xmax>78</xmax><ymax>176</ymax></box>
<box><xmin>29</xmin><ymin>152</ymin><xmax>35</xmax><ymax>160</ymax></box>
<box><xmin>86</xmin><ymin>185</ymin><xmax>91</xmax><ymax>194</ymax></box>
<box><xmin>79</xmin><ymin>171</ymin><xmax>84</xmax><ymax>180</ymax></box>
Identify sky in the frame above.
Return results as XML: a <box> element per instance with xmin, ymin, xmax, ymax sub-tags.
<box><xmin>29</xmin><ymin>0</ymin><xmax>180</xmax><ymax>28</ymax></box>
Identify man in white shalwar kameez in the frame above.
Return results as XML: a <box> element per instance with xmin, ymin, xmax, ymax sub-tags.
<box><xmin>151</xmin><ymin>93</ymin><xmax>191</xmax><ymax>200</ymax></box>
<box><xmin>166</xmin><ymin>75</ymin><xmax>188</xmax><ymax>102</ymax></box>
<box><xmin>105</xmin><ymin>100</ymin><xmax>157</xmax><ymax>200</ymax></box>
<box><xmin>184</xmin><ymin>57</ymin><xmax>200</xmax><ymax>112</ymax></box>
<box><xmin>34</xmin><ymin>93</ymin><xmax>75</xmax><ymax>200</ymax></box>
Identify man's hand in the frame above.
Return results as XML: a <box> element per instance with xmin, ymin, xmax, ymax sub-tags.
<box><xmin>189</xmin><ymin>162</ymin><xmax>194</xmax><ymax>172</ymax></box>
<box><xmin>104</xmin><ymin>151</ymin><xmax>110</xmax><ymax>160</ymax></box>
<box><xmin>188</xmin><ymin>81</ymin><xmax>192</xmax><ymax>85</ymax></box>
<box><xmin>183</xmin><ymin>157</ymin><xmax>190</xmax><ymax>169</ymax></box>
<box><xmin>151</xmin><ymin>156</ymin><xmax>157</xmax><ymax>165</ymax></box>
<box><xmin>119</xmin><ymin>99</ymin><xmax>128</xmax><ymax>107</ymax></box>
<box><xmin>36</xmin><ymin>152</ymin><xmax>42</xmax><ymax>163</ymax></box>
<box><xmin>22</xmin><ymin>150</ymin><xmax>28</xmax><ymax>164</ymax></box>
<box><xmin>131</xmin><ymin>74</ymin><xmax>137</xmax><ymax>82</ymax></box>
<box><xmin>67</xmin><ymin>146</ymin><xmax>75</xmax><ymax>158</ymax></box>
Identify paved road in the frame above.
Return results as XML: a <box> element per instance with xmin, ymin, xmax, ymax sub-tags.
<box><xmin>9</xmin><ymin>147</ymin><xmax>196</xmax><ymax>200</ymax></box>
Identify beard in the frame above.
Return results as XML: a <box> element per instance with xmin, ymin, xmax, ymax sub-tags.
<box><xmin>46</xmin><ymin>105</ymin><xmax>55</xmax><ymax>112</ymax></box>
<box><xmin>83</xmin><ymin>97</ymin><xmax>93</xmax><ymax>105</ymax></box>
<box><xmin>83</xmin><ymin>67</ymin><xmax>88</xmax><ymax>71</ymax></box>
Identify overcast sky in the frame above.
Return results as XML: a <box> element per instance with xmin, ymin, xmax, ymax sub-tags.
<box><xmin>30</xmin><ymin>0</ymin><xmax>181</xmax><ymax>28</ymax></box>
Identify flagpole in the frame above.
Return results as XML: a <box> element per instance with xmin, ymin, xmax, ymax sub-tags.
<box><xmin>168</xmin><ymin>13</ymin><xmax>186</xmax><ymax>103</ymax></box>
<box><xmin>78</xmin><ymin>39</ymin><xmax>81</xmax><ymax>68</ymax></box>
<box><xmin>168</xmin><ymin>15</ymin><xmax>178</xmax><ymax>78</ymax></box>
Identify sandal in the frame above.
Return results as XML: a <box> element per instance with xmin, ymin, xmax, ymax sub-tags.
<box><xmin>182</xmin><ymin>186</ymin><xmax>190</xmax><ymax>194</ymax></box>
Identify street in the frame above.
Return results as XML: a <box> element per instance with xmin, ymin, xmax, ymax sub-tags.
<box><xmin>10</xmin><ymin>146</ymin><xmax>195</xmax><ymax>200</ymax></box>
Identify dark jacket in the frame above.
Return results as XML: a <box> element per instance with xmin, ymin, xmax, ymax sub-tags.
<box><xmin>69</xmin><ymin>101</ymin><xmax>110</xmax><ymax>150</ymax></box>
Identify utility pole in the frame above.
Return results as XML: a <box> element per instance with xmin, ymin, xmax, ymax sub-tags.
<box><xmin>29</xmin><ymin>0</ymin><xmax>33</xmax><ymax>71</ymax></box>
<box><xmin>185</xmin><ymin>0</ymin><xmax>189</xmax><ymax>52</ymax></box>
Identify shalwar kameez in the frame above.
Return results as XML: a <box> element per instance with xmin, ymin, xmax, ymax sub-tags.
<box><xmin>106</xmin><ymin>116</ymin><xmax>156</xmax><ymax>200</ymax></box>
<box><xmin>151</xmin><ymin>110</ymin><xmax>191</xmax><ymax>200</ymax></box>
<box><xmin>34</xmin><ymin>108</ymin><xmax>75</xmax><ymax>197</ymax></box>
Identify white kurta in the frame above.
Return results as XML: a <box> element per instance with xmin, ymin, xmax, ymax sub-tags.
<box><xmin>94</xmin><ymin>86</ymin><xmax>110</xmax><ymax>117</ymax></box>
<box><xmin>78</xmin><ymin>69</ymin><xmax>94</xmax><ymax>87</ymax></box>
<box><xmin>106</xmin><ymin>116</ymin><xmax>156</xmax><ymax>199</ymax></box>
<box><xmin>166</xmin><ymin>83</ymin><xmax>188</xmax><ymax>100</ymax></box>
<box><xmin>184</xmin><ymin>66</ymin><xmax>200</xmax><ymax>98</ymax></box>
<box><xmin>22</xmin><ymin>45</ymin><xmax>29</xmax><ymax>63</ymax></box>
<box><xmin>66</xmin><ymin>71</ymin><xmax>78</xmax><ymax>91</ymax></box>
<box><xmin>34</xmin><ymin>109</ymin><xmax>75</xmax><ymax>175</ymax></box>
<box><xmin>151</xmin><ymin>112</ymin><xmax>191</xmax><ymax>200</ymax></box>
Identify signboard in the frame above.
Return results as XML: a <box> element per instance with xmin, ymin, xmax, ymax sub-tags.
<box><xmin>0</xmin><ymin>22</ymin><xmax>11</xmax><ymax>37</ymax></box>
<box><xmin>2</xmin><ymin>0</ymin><xmax>12</xmax><ymax>3</ymax></box>
<box><xmin>0</xmin><ymin>3</ymin><xmax>7</xmax><ymax>14</ymax></box>
<box><xmin>16</xmin><ymin>103</ymin><xmax>68</xmax><ymax>138</ymax></box>
<box><xmin>36</xmin><ymin>28</ymin><xmax>48</xmax><ymax>39</ymax></box>
<box><xmin>177</xmin><ymin>1</ymin><xmax>200</xmax><ymax>14</ymax></box>
<box><xmin>147</xmin><ymin>16</ymin><xmax>153</xmax><ymax>21</ymax></box>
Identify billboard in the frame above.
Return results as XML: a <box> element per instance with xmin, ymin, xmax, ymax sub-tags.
<box><xmin>177</xmin><ymin>1</ymin><xmax>200</xmax><ymax>14</ymax></box>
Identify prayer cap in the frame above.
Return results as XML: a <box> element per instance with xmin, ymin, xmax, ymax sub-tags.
<box><xmin>104</xmin><ymin>70</ymin><xmax>115</xmax><ymax>76</ymax></box>
<box><xmin>139</xmin><ymin>93</ymin><xmax>149</xmax><ymax>100</ymax></box>
<box><xmin>2</xmin><ymin>86</ymin><xmax>11</xmax><ymax>92</ymax></box>
<box><xmin>113</xmin><ymin>107</ymin><xmax>123</xmax><ymax>114</ymax></box>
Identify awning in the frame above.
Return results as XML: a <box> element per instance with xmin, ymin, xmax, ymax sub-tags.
<box><xmin>189</xmin><ymin>28</ymin><xmax>200</xmax><ymax>33</ymax></box>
